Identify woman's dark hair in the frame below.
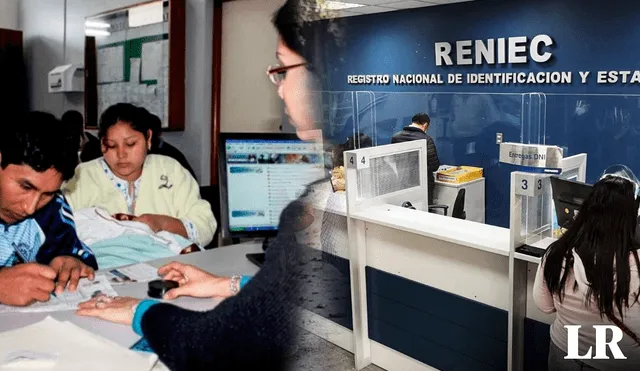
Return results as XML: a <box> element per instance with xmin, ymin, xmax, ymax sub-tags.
<box><xmin>272</xmin><ymin>0</ymin><xmax>343</xmax><ymax>72</ymax></box>
<box><xmin>272</xmin><ymin>0</ymin><xmax>311</xmax><ymax>58</ymax></box>
<box><xmin>98</xmin><ymin>103</ymin><xmax>150</xmax><ymax>141</ymax></box>
<box><xmin>543</xmin><ymin>176</ymin><xmax>640</xmax><ymax>319</ymax></box>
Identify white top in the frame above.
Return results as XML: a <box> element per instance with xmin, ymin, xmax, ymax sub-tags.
<box><xmin>534</xmin><ymin>250</ymin><xmax>640</xmax><ymax>370</ymax></box>
<box><xmin>350</xmin><ymin>204</ymin><xmax>510</xmax><ymax>256</ymax></box>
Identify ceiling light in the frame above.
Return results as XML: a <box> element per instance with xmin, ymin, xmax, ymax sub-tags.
<box><xmin>84</xmin><ymin>20</ymin><xmax>110</xmax><ymax>29</ymax></box>
<box><xmin>324</xmin><ymin>1</ymin><xmax>366</xmax><ymax>10</ymax></box>
<box><xmin>85</xmin><ymin>29</ymin><xmax>111</xmax><ymax>37</ymax></box>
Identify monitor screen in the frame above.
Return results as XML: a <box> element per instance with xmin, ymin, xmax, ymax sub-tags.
<box><xmin>550</xmin><ymin>176</ymin><xmax>593</xmax><ymax>231</ymax></box>
<box><xmin>221</xmin><ymin>134</ymin><xmax>325</xmax><ymax>236</ymax></box>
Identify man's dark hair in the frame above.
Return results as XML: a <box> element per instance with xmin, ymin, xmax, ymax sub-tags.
<box><xmin>412</xmin><ymin>113</ymin><xmax>430</xmax><ymax>126</ymax></box>
<box><xmin>98</xmin><ymin>103</ymin><xmax>150</xmax><ymax>141</ymax></box>
<box><xmin>0</xmin><ymin>111</ymin><xmax>78</xmax><ymax>180</ymax></box>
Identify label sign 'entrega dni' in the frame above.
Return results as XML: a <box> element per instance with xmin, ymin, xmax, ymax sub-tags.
<box><xmin>499</xmin><ymin>142</ymin><xmax>563</xmax><ymax>174</ymax></box>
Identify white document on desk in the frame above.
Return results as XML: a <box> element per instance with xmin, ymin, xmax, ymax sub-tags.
<box><xmin>0</xmin><ymin>316</ymin><xmax>156</xmax><ymax>371</ymax></box>
<box><xmin>106</xmin><ymin>263</ymin><xmax>160</xmax><ymax>285</ymax></box>
<box><xmin>0</xmin><ymin>275</ymin><xmax>117</xmax><ymax>314</ymax></box>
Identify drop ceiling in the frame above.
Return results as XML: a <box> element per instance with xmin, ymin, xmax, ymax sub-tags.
<box><xmin>328</xmin><ymin>0</ymin><xmax>475</xmax><ymax>18</ymax></box>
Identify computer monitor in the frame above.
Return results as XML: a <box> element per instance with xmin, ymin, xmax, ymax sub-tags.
<box><xmin>218</xmin><ymin>133</ymin><xmax>326</xmax><ymax>241</ymax></box>
<box><xmin>550</xmin><ymin>176</ymin><xmax>593</xmax><ymax>230</ymax></box>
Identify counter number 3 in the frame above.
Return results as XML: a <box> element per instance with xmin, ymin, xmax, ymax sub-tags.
<box><xmin>516</xmin><ymin>174</ymin><xmax>545</xmax><ymax>197</ymax></box>
<box><xmin>521</xmin><ymin>179</ymin><xmax>543</xmax><ymax>191</ymax></box>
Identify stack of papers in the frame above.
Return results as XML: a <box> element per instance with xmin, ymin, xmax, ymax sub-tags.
<box><xmin>0</xmin><ymin>316</ymin><xmax>157</xmax><ymax>370</ymax></box>
<box><xmin>0</xmin><ymin>275</ymin><xmax>118</xmax><ymax>314</ymax></box>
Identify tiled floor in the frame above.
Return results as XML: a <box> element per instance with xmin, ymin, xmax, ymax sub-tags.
<box><xmin>287</xmin><ymin>329</ymin><xmax>385</xmax><ymax>371</ymax></box>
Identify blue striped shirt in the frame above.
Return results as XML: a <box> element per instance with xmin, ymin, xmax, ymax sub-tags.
<box><xmin>0</xmin><ymin>194</ymin><xmax>98</xmax><ymax>269</ymax></box>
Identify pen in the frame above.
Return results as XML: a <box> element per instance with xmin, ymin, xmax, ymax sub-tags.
<box><xmin>52</xmin><ymin>280</ymin><xmax>58</xmax><ymax>297</ymax></box>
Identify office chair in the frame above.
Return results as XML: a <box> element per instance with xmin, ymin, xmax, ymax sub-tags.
<box><xmin>451</xmin><ymin>188</ymin><xmax>466</xmax><ymax>220</ymax></box>
<box><xmin>428</xmin><ymin>203</ymin><xmax>449</xmax><ymax>215</ymax></box>
<box><xmin>401</xmin><ymin>201</ymin><xmax>416</xmax><ymax>210</ymax></box>
<box><xmin>427</xmin><ymin>188</ymin><xmax>466</xmax><ymax>219</ymax></box>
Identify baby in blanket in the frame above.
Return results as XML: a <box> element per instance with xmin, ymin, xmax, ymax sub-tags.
<box><xmin>74</xmin><ymin>208</ymin><xmax>198</xmax><ymax>269</ymax></box>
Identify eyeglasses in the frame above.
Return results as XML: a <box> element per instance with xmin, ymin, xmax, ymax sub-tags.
<box><xmin>266</xmin><ymin>63</ymin><xmax>307</xmax><ymax>85</ymax></box>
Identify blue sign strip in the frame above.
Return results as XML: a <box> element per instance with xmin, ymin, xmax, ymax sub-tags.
<box><xmin>506</xmin><ymin>164</ymin><xmax>562</xmax><ymax>175</ymax></box>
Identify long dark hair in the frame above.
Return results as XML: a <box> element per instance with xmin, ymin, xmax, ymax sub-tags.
<box><xmin>543</xmin><ymin>176</ymin><xmax>640</xmax><ymax>319</ymax></box>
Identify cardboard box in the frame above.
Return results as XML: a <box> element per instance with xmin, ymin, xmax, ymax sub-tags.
<box><xmin>436</xmin><ymin>166</ymin><xmax>483</xmax><ymax>184</ymax></box>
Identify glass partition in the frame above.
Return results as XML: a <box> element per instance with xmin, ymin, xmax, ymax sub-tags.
<box><xmin>353</xmin><ymin>92</ymin><xmax>527</xmax><ymax>228</ymax></box>
<box><xmin>545</xmin><ymin>94</ymin><xmax>640</xmax><ymax>184</ymax></box>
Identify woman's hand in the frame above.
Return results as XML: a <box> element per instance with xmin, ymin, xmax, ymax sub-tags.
<box><xmin>158</xmin><ymin>262</ymin><xmax>232</xmax><ymax>299</ymax></box>
<box><xmin>76</xmin><ymin>295</ymin><xmax>141</xmax><ymax>325</ymax></box>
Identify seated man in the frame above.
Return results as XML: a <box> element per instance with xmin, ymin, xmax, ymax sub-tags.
<box><xmin>392</xmin><ymin>113</ymin><xmax>441</xmax><ymax>205</ymax></box>
<box><xmin>0</xmin><ymin>111</ymin><xmax>98</xmax><ymax>307</ymax></box>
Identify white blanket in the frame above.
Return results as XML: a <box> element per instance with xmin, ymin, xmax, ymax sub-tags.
<box><xmin>75</xmin><ymin>208</ymin><xmax>190</xmax><ymax>254</ymax></box>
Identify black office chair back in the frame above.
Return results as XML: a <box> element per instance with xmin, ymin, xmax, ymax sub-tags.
<box><xmin>452</xmin><ymin>188</ymin><xmax>466</xmax><ymax>220</ymax></box>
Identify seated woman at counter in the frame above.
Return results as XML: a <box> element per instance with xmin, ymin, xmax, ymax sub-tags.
<box><xmin>62</xmin><ymin>103</ymin><xmax>216</xmax><ymax>248</ymax></box>
<box><xmin>534</xmin><ymin>174</ymin><xmax>640</xmax><ymax>370</ymax></box>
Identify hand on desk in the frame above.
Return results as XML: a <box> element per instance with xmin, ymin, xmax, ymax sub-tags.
<box><xmin>50</xmin><ymin>256</ymin><xmax>95</xmax><ymax>295</ymax></box>
<box><xmin>158</xmin><ymin>262</ymin><xmax>233</xmax><ymax>300</ymax></box>
<box><xmin>0</xmin><ymin>263</ymin><xmax>56</xmax><ymax>306</ymax></box>
<box><xmin>76</xmin><ymin>295</ymin><xmax>140</xmax><ymax>325</ymax></box>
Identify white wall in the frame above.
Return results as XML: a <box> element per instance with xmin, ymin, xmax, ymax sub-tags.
<box><xmin>19</xmin><ymin>0</ymin><xmax>213</xmax><ymax>184</ymax></box>
<box><xmin>0</xmin><ymin>0</ymin><xmax>19</xmax><ymax>30</ymax></box>
<box><xmin>221</xmin><ymin>0</ymin><xmax>285</xmax><ymax>133</ymax></box>
<box><xmin>19</xmin><ymin>0</ymin><xmax>286</xmax><ymax>182</ymax></box>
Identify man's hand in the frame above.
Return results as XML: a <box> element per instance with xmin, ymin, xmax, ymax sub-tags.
<box><xmin>0</xmin><ymin>263</ymin><xmax>57</xmax><ymax>306</ymax></box>
<box><xmin>132</xmin><ymin>214</ymin><xmax>170</xmax><ymax>233</ymax></box>
<box><xmin>133</xmin><ymin>214</ymin><xmax>188</xmax><ymax>239</ymax></box>
<box><xmin>50</xmin><ymin>256</ymin><xmax>95</xmax><ymax>294</ymax></box>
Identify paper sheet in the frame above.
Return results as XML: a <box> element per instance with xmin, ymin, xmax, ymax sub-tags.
<box><xmin>141</xmin><ymin>40</ymin><xmax>164</xmax><ymax>81</ymax></box>
<box><xmin>106</xmin><ymin>263</ymin><xmax>160</xmax><ymax>285</ymax></box>
<box><xmin>97</xmin><ymin>46</ymin><xmax>124</xmax><ymax>83</ymax></box>
<box><xmin>0</xmin><ymin>275</ymin><xmax>117</xmax><ymax>314</ymax></box>
<box><xmin>0</xmin><ymin>317</ymin><xmax>156</xmax><ymax>371</ymax></box>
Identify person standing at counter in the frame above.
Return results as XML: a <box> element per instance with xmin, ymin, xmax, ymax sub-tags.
<box><xmin>392</xmin><ymin>113</ymin><xmax>440</xmax><ymax>205</ymax></box>
<box><xmin>534</xmin><ymin>175</ymin><xmax>640</xmax><ymax>370</ymax></box>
